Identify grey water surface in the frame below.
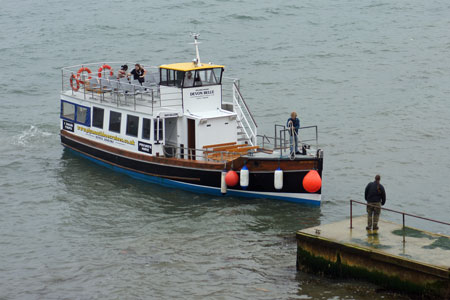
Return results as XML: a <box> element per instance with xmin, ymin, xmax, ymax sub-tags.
<box><xmin>1</xmin><ymin>0</ymin><xmax>449</xmax><ymax>299</ymax></box>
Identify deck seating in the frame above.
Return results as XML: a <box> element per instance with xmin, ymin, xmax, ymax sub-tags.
<box><xmin>131</xmin><ymin>80</ymin><xmax>145</xmax><ymax>93</ymax></box>
<box><xmin>202</xmin><ymin>142</ymin><xmax>259</xmax><ymax>161</ymax></box>
<box><xmin>119</xmin><ymin>78</ymin><xmax>136</xmax><ymax>95</ymax></box>
<box><xmin>85</xmin><ymin>77</ymin><xmax>104</xmax><ymax>98</ymax></box>
<box><xmin>85</xmin><ymin>77</ymin><xmax>99</xmax><ymax>91</ymax></box>
<box><xmin>143</xmin><ymin>73</ymin><xmax>159</xmax><ymax>96</ymax></box>
<box><xmin>99</xmin><ymin>78</ymin><xmax>113</xmax><ymax>93</ymax></box>
<box><xmin>145</xmin><ymin>72</ymin><xmax>159</xmax><ymax>86</ymax></box>
<box><xmin>108</xmin><ymin>78</ymin><xmax>119</xmax><ymax>91</ymax></box>
<box><xmin>202</xmin><ymin>142</ymin><xmax>237</xmax><ymax>149</ymax></box>
<box><xmin>207</xmin><ymin>153</ymin><xmax>242</xmax><ymax>162</ymax></box>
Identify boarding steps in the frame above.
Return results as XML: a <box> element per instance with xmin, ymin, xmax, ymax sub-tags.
<box><xmin>232</xmin><ymin>83</ymin><xmax>258</xmax><ymax>146</ymax></box>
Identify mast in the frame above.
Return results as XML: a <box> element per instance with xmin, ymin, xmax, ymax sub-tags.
<box><xmin>191</xmin><ymin>33</ymin><xmax>202</xmax><ymax>66</ymax></box>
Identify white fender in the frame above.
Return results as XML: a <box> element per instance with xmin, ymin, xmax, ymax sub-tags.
<box><xmin>221</xmin><ymin>169</ymin><xmax>227</xmax><ymax>194</ymax></box>
<box><xmin>274</xmin><ymin>167</ymin><xmax>283</xmax><ymax>190</ymax></box>
<box><xmin>240</xmin><ymin>165</ymin><xmax>249</xmax><ymax>189</ymax></box>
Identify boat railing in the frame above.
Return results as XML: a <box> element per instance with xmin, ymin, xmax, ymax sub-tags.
<box><xmin>61</xmin><ymin>62</ymin><xmax>183</xmax><ymax>114</ymax></box>
<box><xmin>222</xmin><ymin>76</ymin><xmax>239</xmax><ymax>102</ymax></box>
<box><xmin>221</xmin><ymin>77</ymin><xmax>258</xmax><ymax>146</ymax></box>
<box><xmin>257</xmin><ymin>125</ymin><xmax>319</xmax><ymax>155</ymax></box>
<box><xmin>163</xmin><ymin>144</ymin><xmax>252</xmax><ymax>163</ymax></box>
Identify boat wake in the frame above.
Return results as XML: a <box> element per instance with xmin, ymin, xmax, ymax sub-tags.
<box><xmin>14</xmin><ymin>125</ymin><xmax>53</xmax><ymax>146</ymax></box>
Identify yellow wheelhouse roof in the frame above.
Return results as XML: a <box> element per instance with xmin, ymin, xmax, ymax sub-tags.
<box><xmin>159</xmin><ymin>62</ymin><xmax>224</xmax><ymax>72</ymax></box>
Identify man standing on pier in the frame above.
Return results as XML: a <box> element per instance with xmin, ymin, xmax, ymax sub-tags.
<box><xmin>364</xmin><ymin>174</ymin><xmax>386</xmax><ymax>230</ymax></box>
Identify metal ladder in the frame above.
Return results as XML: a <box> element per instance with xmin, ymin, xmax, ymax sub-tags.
<box><xmin>232</xmin><ymin>82</ymin><xmax>258</xmax><ymax>146</ymax></box>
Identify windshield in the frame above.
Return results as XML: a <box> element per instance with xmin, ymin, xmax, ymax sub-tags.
<box><xmin>183</xmin><ymin>68</ymin><xmax>223</xmax><ymax>88</ymax></box>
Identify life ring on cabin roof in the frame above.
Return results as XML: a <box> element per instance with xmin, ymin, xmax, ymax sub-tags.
<box><xmin>98</xmin><ymin>64</ymin><xmax>113</xmax><ymax>78</ymax></box>
<box><xmin>70</xmin><ymin>74</ymin><xmax>80</xmax><ymax>91</ymax></box>
<box><xmin>76</xmin><ymin>67</ymin><xmax>92</xmax><ymax>84</ymax></box>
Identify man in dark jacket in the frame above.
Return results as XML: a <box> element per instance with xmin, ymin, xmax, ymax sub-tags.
<box><xmin>364</xmin><ymin>174</ymin><xmax>386</xmax><ymax>230</ymax></box>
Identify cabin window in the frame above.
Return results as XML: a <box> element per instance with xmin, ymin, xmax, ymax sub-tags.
<box><xmin>126</xmin><ymin>114</ymin><xmax>139</xmax><ymax>137</ymax></box>
<box><xmin>174</xmin><ymin>70</ymin><xmax>184</xmax><ymax>87</ymax></box>
<box><xmin>60</xmin><ymin>100</ymin><xmax>90</xmax><ymax>126</ymax></box>
<box><xmin>183</xmin><ymin>71</ymin><xmax>194</xmax><ymax>87</ymax></box>
<box><xmin>194</xmin><ymin>68</ymin><xmax>223</xmax><ymax>86</ymax></box>
<box><xmin>92</xmin><ymin>107</ymin><xmax>104</xmax><ymax>129</ymax></box>
<box><xmin>168</xmin><ymin>70</ymin><xmax>175</xmax><ymax>85</ymax></box>
<box><xmin>76</xmin><ymin>106</ymin><xmax>88</xmax><ymax>124</ymax></box>
<box><xmin>154</xmin><ymin>118</ymin><xmax>163</xmax><ymax>141</ymax></box>
<box><xmin>109</xmin><ymin>111</ymin><xmax>121</xmax><ymax>133</ymax></box>
<box><xmin>61</xmin><ymin>101</ymin><xmax>75</xmax><ymax>120</ymax></box>
<box><xmin>160</xmin><ymin>69</ymin><xmax>184</xmax><ymax>87</ymax></box>
<box><xmin>160</xmin><ymin>69</ymin><xmax>168</xmax><ymax>85</ymax></box>
<box><xmin>142</xmin><ymin>118</ymin><xmax>151</xmax><ymax>140</ymax></box>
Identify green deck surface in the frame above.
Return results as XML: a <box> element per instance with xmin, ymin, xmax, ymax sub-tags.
<box><xmin>300</xmin><ymin>216</ymin><xmax>450</xmax><ymax>269</ymax></box>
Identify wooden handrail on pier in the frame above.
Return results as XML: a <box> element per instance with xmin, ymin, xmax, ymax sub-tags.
<box><xmin>350</xmin><ymin>199</ymin><xmax>450</xmax><ymax>244</ymax></box>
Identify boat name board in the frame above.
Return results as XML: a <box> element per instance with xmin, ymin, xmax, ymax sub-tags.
<box><xmin>138</xmin><ymin>141</ymin><xmax>152</xmax><ymax>154</ymax></box>
<box><xmin>63</xmin><ymin>120</ymin><xmax>74</xmax><ymax>132</ymax></box>
<box><xmin>161</xmin><ymin>113</ymin><xmax>178</xmax><ymax>118</ymax></box>
<box><xmin>189</xmin><ymin>87</ymin><xmax>215</xmax><ymax>99</ymax></box>
<box><xmin>77</xmin><ymin>125</ymin><xmax>136</xmax><ymax>146</ymax></box>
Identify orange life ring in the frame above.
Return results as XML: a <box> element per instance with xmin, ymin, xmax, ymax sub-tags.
<box><xmin>70</xmin><ymin>74</ymin><xmax>80</xmax><ymax>91</ymax></box>
<box><xmin>77</xmin><ymin>67</ymin><xmax>92</xmax><ymax>84</ymax></box>
<box><xmin>98</xmin><ymin>64</ymin><xmax>113</xmax><ymax>78</ymax></box>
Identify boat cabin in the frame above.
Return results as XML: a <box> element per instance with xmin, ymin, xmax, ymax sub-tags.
<box><xmin>60</xmin><ymin>60</ymin><xmax>247</xmax><ymax>161</ymax></box>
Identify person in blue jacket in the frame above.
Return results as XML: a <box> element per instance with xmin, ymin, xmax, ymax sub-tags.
<box><xmin>287</xmin><ymin>112</ymin><xmax>300</xmax><ymax>155</ymax></box>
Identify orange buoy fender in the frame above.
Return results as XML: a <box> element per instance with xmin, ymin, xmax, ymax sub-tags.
<box><xmin>98</xmin><ymin>64</ymin><xmax>113</xmax><ymax>78</ymax></box>
<box><xmin>240</xmin><ymin>165</ymin><xmax>249</xmax><ymax>189</ymax></box>
<box><xmin>274</xmin><ymin>167</ymin><xmax>283</xmax><ymax>190</ymax></box>
<box><xmin>303</xmin><ymin>170</ymin><xmax>322</xmax><ymax>193</ymax></box>
<box><xmin>221</xmin><ymin>169</ymin><xmax>227</xmax><ymax>194</ymax></box>
<box><xmin>225</xmin><ymin>170</ymin><xmax>239</xmax><ymax>187</ymax></box>
<box><xmin>77</xmin><ymin>67</ymin><xmax>92</xmax><ymax>84</ymax></box>
<box><xmin>69</xmin><ymin>74</ymin><xmax>80</xmax><ymax>91</ymax></box>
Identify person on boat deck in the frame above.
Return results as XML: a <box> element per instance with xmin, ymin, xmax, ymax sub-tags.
<box><xmin>287</xmin><ymin>112</ymin><xmax>300</xmax><ymax>155</ymax></box>
<box><xmin>364</xmin><ymin>174</ymin><xmax>386</xmax><ymax>231</ymax></box>
<box><xmin>130</xmin><ymin>63</ymin><xmax>147</xmax><ymax>84</ymax></box>
<box><xmin>117</xmin><ymin>64</ymin><xmax>128</xmax><ymax>79</ymax></box>
<box><xmin>184</xmin><ymin>71</ymin><xmax>194</xmax><ymax>87</ymax></box>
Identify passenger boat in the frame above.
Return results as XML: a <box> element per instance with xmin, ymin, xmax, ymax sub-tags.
<box><xmin>59</xmin><ymin>36</ymin><xmax>324</xmax><ymax>205</ymax></box>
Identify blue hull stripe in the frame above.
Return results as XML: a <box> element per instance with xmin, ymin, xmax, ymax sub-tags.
<box><xmin>66</xmin><ymin>147</ymin><xmax>321</xmax><ymax>206</ymax></box>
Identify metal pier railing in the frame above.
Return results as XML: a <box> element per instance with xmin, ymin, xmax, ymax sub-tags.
<box><xmin>350</xmin><ymin>199</ymin><xmax>450</xmax><ymax>244</ymax></box>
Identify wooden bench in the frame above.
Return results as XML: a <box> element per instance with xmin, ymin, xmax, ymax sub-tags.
<box><xmin>207</xmin><ymin>152</ymin><xmax>242</xmax><ymax>162</ymax></box>
<box><xmin>228</xmin><ymin>145</ymin><xmax>259</xmax><ymax>153</ymax></box>
<box><xmin>206</xmin><ymin>145</ymin><xmax>259</xmax><ymax>162</ymax></box>
<box><xmin>202</xmin><ymin>142</ymin><xmax>236</xmax><ymax>149</ymax></box>
<box><xmin>211</xmin><ymin>144</ymin><xmax>249</xmax><ymax>152</ymax></box>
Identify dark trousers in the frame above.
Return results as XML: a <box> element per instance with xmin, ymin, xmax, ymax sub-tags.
<box><xmin>367</xmin><ymin>202</ymin><xmax>381</xmax><ymax>229</ymax></box>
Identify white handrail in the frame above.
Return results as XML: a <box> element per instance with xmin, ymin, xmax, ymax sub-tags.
<box><xmin>232</xmin><ymin>83</ymin><xmax>257</xmax><ymax>146</ymax></box>
<box><xmin>62</xmin><ymin>62</ymin><xmax>159</xmax><ymax>71</ymax></box>
<box><xmin>235</xmin><ymin>103</ymin><xmax>256</xmax><ymax>144</ymax></box>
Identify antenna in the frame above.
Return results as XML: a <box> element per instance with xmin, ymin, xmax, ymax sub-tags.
<box><xmin>190</xmin><ymin>33</ymin><xmax>202</xmax><ymax>66</ymax></box>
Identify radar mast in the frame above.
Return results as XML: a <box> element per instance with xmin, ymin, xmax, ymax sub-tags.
<box><xmin>191</xmin><ymin>33</ymin><xmax>202</xmax><ymax>67</ymax></box>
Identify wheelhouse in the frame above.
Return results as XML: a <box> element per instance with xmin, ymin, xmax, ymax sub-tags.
<box><xmin>159</xmin><ymin>62</ymin><xmax>224</xmax><ymax>88</ymax></box>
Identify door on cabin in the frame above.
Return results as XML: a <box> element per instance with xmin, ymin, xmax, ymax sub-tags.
<box><xmin>187</xmin><ymin>119</ymin><xmax>196</xmax><ymax>160</ymax></box>
<box><xmin>164</xmin><ymin>117</ymin><xmax>178</xmax><ymax>158</ymax></box>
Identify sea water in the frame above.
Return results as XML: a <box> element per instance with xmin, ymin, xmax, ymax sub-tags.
<box><xmin>0</xmin><ymin>0</ymin><xmax>449</xmax><ymax>298</ymax></box>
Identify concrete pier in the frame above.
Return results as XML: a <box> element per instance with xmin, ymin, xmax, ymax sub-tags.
<box><xmin>296</xmin><ymin>216</ymin><xmax>450</xmax><ymax>298</ymax></box>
